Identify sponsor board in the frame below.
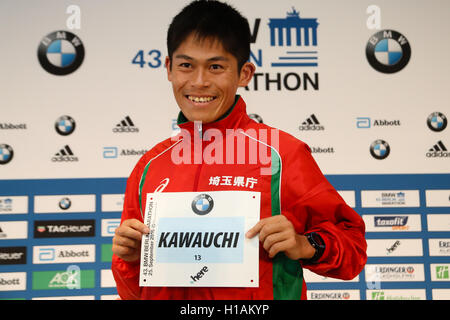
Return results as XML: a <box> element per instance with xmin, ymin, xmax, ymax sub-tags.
<box><xmin>432</xmin><ymin>289</ymin><xmax>450</xmax><ymax>300</ymax></box>
<box><xmin>33</xmin><ymin>244</ymin><xmax>95</xmax><ymax>264</ymax></box>
<box><xmin>34</xmin><ymin>220</ymin><xmax>95</xmax><ymax>238</ymax></box>
<box><xmin>0</xmin><ymin>196</ymin><xmax>28</xmax><ymax>214</ymax></box>
<box><xmin>308</xmin><ymin>290</ymin><xmax>360</xmax><ymax>300</ymax></box>
<box><xmin>32</xmin><ymin>267</ymin><xmax>95</xmax><ymax>290</ymax></box>
<box><xmin>425</xmin><ymin>190</ymin><xmax>450</xmax><ymax>207</ymax></box>
<box><xmin>429</xmin><ymin>239</ymin><xmax>450</xmax><ymax>256</ymax></box>
<box><xmin>32</xmin><ymin>295</ymin><xmax>95</xmax><ymax>300</ymax></box>
<box><xmin>361</xmin><ymin>190</ymin><xmax>420</xmax><ymax>207</ymax></box>
<box><xmin>0</xmin><ymin>247</ymin><xmax>27</xmax><ymax>265</ymax></box>
<box><xmin>101</xmin><ymin>269</ymin><xmax>116</xmax><ymax>288</ymax></box>
<box><xmin>337</xmin><ymin>190</ymin><xmax>355</xmax><ymax>208</ymax></box>
<box><xmin>367</xmin><ymin>289</ymin><xmax>426</xmax><ymax>300</ymax></box>
<box><xmin>0</xmin><ymin>221</ymin><xmax>28</xmax><ymax>240</ymax></box>
<box><xmin>430</xmin><ymin>264</ymin><xmax>450</xmax><ymax>281</ymax></box>
<box><xmin>363</xmin><ymin>214</ymin><xmax>421</xmax><ymax>232</ymax></box>
<box><xmin>427</xmin><ymin>214</ymin><xmax>450</xmax><ymax>231</ymax></box>
<box><xmin>101</xmin><ymin>244</ymin><xmax>113</xmax><ymax>262</ymax></box>
<box><xmin>101</xmin><ymin>194</ymin><xmax>124</xmax><ymax>212</ymax></box>
<box><xmin>34</xmin><ymin>195</ymin><xmax>95</xmax><ymax>213</ymax></box>
<box><xmin>365</xmin><ymin>264</ymin><xmax>425</xmax><ymax>282</ymax></box>
<box><xmin>0</xmin><ymin>272</ymin><xmax>27</xmax><ymax>291</ymax></box>
<box><xmin>101</xmin><ymin>219</ymin><xmax>120</xmax><ymax>237</ymax></box>
<box><xmin>366</xmin><ymin>239</ymin><xmax>423</xmax><ymax>257</ymax></box>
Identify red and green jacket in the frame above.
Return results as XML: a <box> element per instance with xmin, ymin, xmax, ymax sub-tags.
<box><xmin>111</xmin><ymin>95</ymin><xmax>367</xmax><ymax>300</ymax></box>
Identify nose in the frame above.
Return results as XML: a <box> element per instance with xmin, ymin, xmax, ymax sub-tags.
<box><xmin>191</xmin><ymin>68</ymin><xmax>210</xmax><ymax>88</ymax></box>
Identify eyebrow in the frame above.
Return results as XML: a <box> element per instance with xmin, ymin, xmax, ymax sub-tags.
<box><xmin>174</xmin><ymin>54</ymin><xmax>230</xmax><ymax>62</ymax></box>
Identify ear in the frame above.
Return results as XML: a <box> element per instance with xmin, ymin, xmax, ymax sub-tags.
<box><xmin>237</xmin><ymin>62</ymin><xmax>256</xmax><ymax>87</ymax></box>
<box><xmin>165</xmin><ymin>56</ymin><xmax>172</xmax><ymax>82</ymax></box>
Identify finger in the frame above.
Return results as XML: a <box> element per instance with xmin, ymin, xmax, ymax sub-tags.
<box><xmin>268</xmin><ymin>239</ymin><xmax>295</xmax><ymax>258</ymax></box>
<box><xmin>246</xmin><ymin>219</ymin><xmax>267</xmax><ymax>239</ymax></box>
<box><xmin>262</xmin><ymin>232</ymin><xmax>286</xmax><ymax>252</ymax></box>
<box><xmin>113</xmin><ymin>244</ymin><xmax>137</xmax><ymax>258</ymax></box>
<box><xmin>113</xmin><ymin>235</ymin><xmax>140</xmax><ymax>249</ymax></box>
<box><xmin>115</xmin><ymin>225</ymin><xmax>144</xmax><ymax>242</ymax></box>
<box><xmin>125</xmin><ymin>219</ymin><xmax>150</xmax><ymax>234</ymax></box>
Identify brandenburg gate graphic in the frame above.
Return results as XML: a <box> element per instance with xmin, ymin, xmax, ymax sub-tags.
<box><xmin>268</xmin><ymin>8</ymin><xmax>319</xmax><ymax>47</ymax></box>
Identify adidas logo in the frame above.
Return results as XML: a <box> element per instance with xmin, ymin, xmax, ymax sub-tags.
<box><xmin>299</xmin><ymin>114</ymin><xmax>324</xmax><ymax>131</ymax></box>
<box><xmin>113</xmin><ymin>116</ymin><xmax>139</xmax><ymax>133</ymax></box>
<box><xmin>426</xmin><ymin>140</ymin><xmax>450</xmax><ymax>158</ymax></box>
<box><xmin>51</xmin><ymin>145</ymin><xmax>79</xmax><ymax>162</ymax></box>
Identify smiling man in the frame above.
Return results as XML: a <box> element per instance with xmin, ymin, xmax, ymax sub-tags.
<box><xmin>111</xmin><ymin>0</ymin><xmax>367</xmax><ymax>300</ymax></box>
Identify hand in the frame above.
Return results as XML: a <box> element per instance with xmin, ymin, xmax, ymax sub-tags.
<box><xmin>245</xmin><ymin>215</ymin><xmax>315</xmax><ymax>260</ymax></box>
<box><xmin>112</xmin><ymin>219</ymin><xmax>150</xmax><ymax>262</ymax></box>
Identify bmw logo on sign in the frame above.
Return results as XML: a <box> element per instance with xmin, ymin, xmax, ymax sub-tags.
<box><xmin>0</xmin><ymin>144</ymin><xmax>14</xmax><ymax>165</ymax></box>
<box><xmin>370</xmin><ymin>139</ymin><xmax>390</xmax><ymax>160</ymax></box>
<box><xmin>55</xmin><ymin>115</ymin><xmax>76</xmax><ymax>136</ymax></box>
<box><xmin>366</xmin><ymin>30</ymin><xmax>411</xmax><ymax>74</ymax></box>
<box><xmin>38</xmin><ymin>31</ymin><xmax>85</xmax><ymax>76</ymax></box>
<box><xmin>59</xmin><ymin>197</ymin><xmax>72</xmax><ymax>210</ymax></box>
<box><xmin>191</xmin><ymin>194</ymin><xmax>214</xmax><ymax>215</ymax></box>
<box><xmin>427</xmin><ymin>112</ymin><xmax>447</xmax><ymax>132</ymax></box>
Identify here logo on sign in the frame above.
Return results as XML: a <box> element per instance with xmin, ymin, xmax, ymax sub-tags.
<box><xmin>190</xmin><ymin>266</ymin><xmax>209</xmax><ymax>283</ymax></box>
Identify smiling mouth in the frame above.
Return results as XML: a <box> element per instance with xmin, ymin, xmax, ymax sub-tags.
<box><xmin>186</xmin><ymin>95</ymin><xmax>217</xmax><ymax>103</ymax></box>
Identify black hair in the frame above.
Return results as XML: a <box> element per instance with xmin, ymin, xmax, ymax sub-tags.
<box><xmin>167</xmin><ymin>0</ymin><xmax>251</xmax><ymax>71</ymax></box>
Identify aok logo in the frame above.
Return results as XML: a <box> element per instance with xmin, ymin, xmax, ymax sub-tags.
<box><xmin>190</xmin><ymin>266</ymin><xmax>209</xmax><ymax>284</ymax></box>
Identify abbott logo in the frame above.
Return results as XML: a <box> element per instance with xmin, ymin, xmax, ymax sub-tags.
<box><xmin>39</xmin><ymin>248</ymin><xmax>55</xmax><ymax>261</ymax></box>
<box><xmin>103</xmin><ymin>147</ymin><xmax>118</xmax><ymax>159</ymax></box>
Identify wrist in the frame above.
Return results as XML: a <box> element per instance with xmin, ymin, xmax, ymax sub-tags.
<box><xmin>302</xmin><ymin>232</ymin><xmax>326</xmax><ymax>263</ymax></box>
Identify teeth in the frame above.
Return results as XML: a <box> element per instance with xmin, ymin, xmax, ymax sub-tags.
<box><xmin>188</xmin><ymin>96</ymin><xmax>215</xmax><ymax>103</ymax></box>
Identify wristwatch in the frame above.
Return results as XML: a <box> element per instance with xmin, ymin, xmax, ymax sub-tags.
<box><xmin>304</xmin><ymin>232</ymin><xmax>325</xmax><ymax>263</ymax></box>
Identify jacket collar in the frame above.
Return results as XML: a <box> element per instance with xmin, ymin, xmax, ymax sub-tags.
<box><xmin>176</xmin><ymin>95</ymin><xmax>251</xmax><ymax>137</ymax></box>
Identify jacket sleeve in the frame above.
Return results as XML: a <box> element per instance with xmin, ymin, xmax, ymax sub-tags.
<box><xmin>111</xmin><ymin>157</ymin><xmax>146</xmax><ymax>300</ymax></box>
<box><xmin>281</xmin><ymin>142</ymin><xmax>367</xmax><ymax>280</ymax></box>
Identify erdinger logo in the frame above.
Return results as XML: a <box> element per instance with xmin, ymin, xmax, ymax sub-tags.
<box><xmin>427</xmin><ymin>112</ymin><xmax>447</xmax><ymax>132</ymax></box>
<box><xmin>38</xmin><ymin>31</ymin><xmax>85</xmax><ymax>75</ymax></box>
<box><xmin>191</xmin><ymin>194</ymin><xmax>214</xmax><ymax>216</ymax></box>
<box><xmin>0</xmin><ymin>144</ymin><xmax>14</xmax><ymax>165</ymax></box>
<box><xmin>55</xmin><ymin>115</ymin><xmax>76</xmax><ymax>136</ymax></box>
<box><xmin>366</xmin><ymin>30</ymin><xmax>411</xmax><ymax>73</ymax></box>
<box><xmin>370</xmin><ymin>139</ymin><xmax>390</xmax><ymax>160</ymax></box>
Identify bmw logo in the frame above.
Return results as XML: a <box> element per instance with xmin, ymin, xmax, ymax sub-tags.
<box><xmin>366</xmin><ymin>30</ymin><xmax>411</xmax><ymax>74</ymax></box>
<box><xmin>427</xmin><ymin>112</ymin><xmax>447</xmax><ymax>132</ymax></box>
<box><xmin>0</xmin><ymin>144</ymin><xmax>14</xmax><ymax>165</ymax></box>
<box><xmin>370</xmin><ymin>139</ymin><xmax>390</xmax><ymax>160</ymax></box>
<box><xmin>191</xmin><ymin>194</ymin><xmax>214</xmax><ymax>215</ymax></box>
<box><xmin>55</xmin><ymin>115</ymin><xmax>76</xmax><ymax>136</ymax></box>
<box><xmin>249</xmin><ymin>114</ymin><xmax>264</xmax><ymax>123</ymax></box>
<box><xmin>58</xmin><ymin>197</ymin><xmax>72</xmax><ymax>210</ymax></box>
<box><xmin>38</xmin><ymin>31</ymin><xmax>85</xmax><ymax>76</ymax></box>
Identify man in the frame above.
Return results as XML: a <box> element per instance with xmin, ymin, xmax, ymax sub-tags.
<box><xmin>112</xmin><ymin>0</ymin><xmax>367</xmax><ymax>300</ymax></box>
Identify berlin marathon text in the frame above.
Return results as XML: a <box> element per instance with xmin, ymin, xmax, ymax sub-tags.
<box><xmin>158</xmin><ymin>232</ymin><xmax>240</xmax><ymax>248</ymax></box>
<box><xmin>245</xmin><ymin>72</ymin><xmax>318</xmax><ymax>91</ymax></box>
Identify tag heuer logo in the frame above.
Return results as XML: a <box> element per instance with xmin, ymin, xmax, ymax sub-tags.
<box><xmin>191</xmin><ymin>194</ymin><xmax>214</xmax><ymax>216</ymax></box>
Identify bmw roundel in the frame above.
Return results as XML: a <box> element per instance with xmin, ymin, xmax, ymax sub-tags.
<box><xmin>366</xmin><ymin>30</ymin><xmax>411</xmax><ymax>74</ymax></box>
<box><xmin>370</xmin><ymin>139</ymin><xmax>390</xmax><ymax>160</ymax></box>
<box><xmin>59</xmin><ymin>197</ymin><xmax>72</xmax><ymax>210</ymax></box>
<box><xmin>0</xmin><ymin>144</ymin><xmax>14</xmax><ymax>165</ymax></box>
<box><xmin>427</xmin><ymin>112</ymin><xmax>447</xmax><ymax>132</ymax></box>
<box><xmin>38</xmin><ymin>31</ymin><xmax>85</xmax><ymax>76</ymax></box>
<box><xmin>191</xmin><ymin>194</ymin><xmax>214</xmax><ymax>215</ymax></box>
<box><xmin>55</xmin><ymin>115</ymin><xmax>76</xmax><ymax>136</ymax></box>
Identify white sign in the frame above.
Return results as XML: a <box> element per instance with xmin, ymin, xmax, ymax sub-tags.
<box><xmin>425</xmin><ymin>190</ymin><xmax>450</xmax><ymax>207</ymax></box>
<box><xmin>34</xmin><ymin>195</ymin><xmax>95</xmax><ymax>213</ymax></box>
<box><xmin>139</xmin><ymin>191</ymin><xmax>260</xmax><ymax>287</ymax></box>
<box><xmin>363</xmin><ymin>214</ymin><xmax>422</xmax><ymax>232</ymax></box>
<box><xmin>427</xmin><ymin>214</ymin><xmax>450</xmax><ymax>231</ymax></box>
<box><xmin>361</xmin><ymin>190</ymin><xmax>420</xmax><ymax>207</ymax></box>
<box><xmin>0</xmin><ymin>196</ymin><xmax>28</xmax><ymax>214</ymax></box>
<box><xmin>366</xmin><ymin>239</ymin><xmax>423</xmax><ymax>257</ymax></box>
<box><xmin>33</xmin><ymin>245</ymin><xmax>95</xmax><ymax>264</ymax></box>
<box><xmin>0</xmin><ymin>221</ymin><xmax>28</xmax><ymax>240</ymax></box>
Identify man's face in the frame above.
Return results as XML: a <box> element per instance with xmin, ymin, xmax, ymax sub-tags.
<box><xmin>166</xmin><ymin>33</ymin><xmax>255</xmax><ymax>123</ymax></box>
